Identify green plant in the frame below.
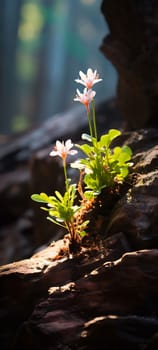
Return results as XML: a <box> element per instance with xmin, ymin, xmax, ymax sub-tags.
<box><xmin>73</xmin><ymin>68</ymin><xmax>133</xmax><ymax>199</ymax></box>
<box><xmin>31</xmin><ymin>69</ymin><xmax>133</xmax><ymax>249</ymax></box>
<box><xmin>31</xmin><ymin>140</ymin><xmax>89</xmax><ymax>241</ymax></box>
<box><xmin>71</xmin><ymin>129</ymin><xmax>132</xmax><ymax>199</ymax></box>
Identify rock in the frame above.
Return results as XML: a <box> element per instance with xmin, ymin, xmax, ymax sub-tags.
<box><xmin>0</xmin><ymin>242</ymin><xmax>107</xmax><ymax>350</ymax></box>
<box><xmin>1</xmin><ymin>2</ymin><xmax>158</xmax><ymax>348</ymax></box>
<box><xmin>0</xmin><ymin>168</ymin><xmax>30</xmax><ymax>224</ymax></box>
<box><xmin>1</xmin><ymin>127</ymin><xmax>158</xmax><ymax>348</ymax></box>
<box><xmin>1</xmin><ymin>249</ymin><xmax>158</xmax><ymax>349</ymax></box>
<box><xmin>101</xmin><ymin>0</ymin><xmax>158</xmax><ymax>129</ymax></box>
<box><xmin>80</xmin><ymin>315</ymin><xmax>158</xmax><ymax>350</ymax></box>
<box><xmin>0</xmin><ymin>213</ymin><xmax>33</xmax><ymax>265</ymax></box>
<box><xmin>106</xmin><ymin>129</ymin><xmax>158</xmax><ymax>250</ymax></box>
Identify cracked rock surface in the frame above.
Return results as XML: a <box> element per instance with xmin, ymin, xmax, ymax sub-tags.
<box><xmin>1</xmin><ymin>129</ymin><xmax>158</xmax><ymax>349</ymax></box>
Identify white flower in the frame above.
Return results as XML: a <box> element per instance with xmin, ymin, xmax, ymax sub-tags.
<box><xmin>74</xmin><ymin>88</ymin><xmax>96</xmax><ymax>111</ymax></box>
<box><xmin>50</xmin><ymin>139</ymin><xmax>78</xmax><ymax>161</ymax></box>
<box><xmin>75</xmin><ymin>68</ymin><xmax>102</xmax><ymax>89</ymax></box>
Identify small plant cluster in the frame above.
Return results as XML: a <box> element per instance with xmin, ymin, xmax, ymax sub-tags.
<box><xmin>31</xmin><ymin>69</ymin><xmax>133</xmax><ymax>249</ymax></box>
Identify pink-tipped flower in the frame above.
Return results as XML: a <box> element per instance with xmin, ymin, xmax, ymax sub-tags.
<box><xmin>50</xmin><ymin>139</ymin><xmax>78</xmax><ymax>161</ymax></box>
<box><xmin>75</xmin><ymin>68</ymin><xmax>102</xmax><ymax>89</ymax></box>
<box><xmin>74</xmin><ymin>88</ymin><xmax>96</xmax><ymax>112</ymax></box>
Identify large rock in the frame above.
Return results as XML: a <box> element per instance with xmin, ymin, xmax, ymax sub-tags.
<box><xmin>106</xmin><ymin>129</ymin><xmax>158</xmax><ymax>249</ymax></box>
<box><xmin>1</xmin><ymin>128</ymin><xmax>158</xmax><ymax>349</ymax></box>
<box><xmin>1</xmin><ymin>2</ymin><xmax>158</xmax><ymax>348</ymax></box>
<box><xmin>101</xmin><ymin>0</ymin><xmax>158</xmax><ymax>129</ymax></box>
<box><xmin>1</xmin><ymin>248</ymin><xmax>158</xmax><ymax>349</ymax></box>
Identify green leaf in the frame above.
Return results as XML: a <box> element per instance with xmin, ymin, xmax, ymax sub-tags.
<box><xmin>100</xmin><ymin>129</ymin><xmax>121</xmax><ymax>148</ymax></box>
<box><xmin>108</xmin><ymin>129</ymin><xmax>121</xmax><ymax>141</ymax></box>
<box><xmin>48</xmin><ymin>196</ymin><xmax>59</xmax><ymax>206</ymax></box>
<box><xmin>80</xmin><ymin>220</ymin><xmax>89</xmax><ymax>229</ymax></box>
<box><xmin>40</xmin><ymin>192</ymin><xmax>50</xmax><ymax>200</ymax></box>
<box><xmin>47</xmin><ymin>216</ymin><xmax>66</xmax><ymax>228</ymax></box>
<box><xmin>48</xmin><ymin>208</ymin><xmax>60</xmax><ymax>217</ymax></box>
<box><xmin>40</xmin><ymin>206</ymin><xmax>49</xmax><ymax>211</ymax></box>
<box><xmin>79</xmin><ymin>144</ymin><xmax>94</xmax><ymax>156</ymax></box>
<box><xmin>79</xmin><ymin>230</ymin><xmax>87</xmax><ymax>237</ymax></box>
<box><xmin>117</xmin><ymin>146</ymin><xmax>133</xmax><ymax>164</ymax></box>
<box><xmin>100</xmin><ymin>134</ymin><xmax>110</xmax><ymax>148</ymax></box>
<box><xmin>113</xmin><ymin>146</ymin><xmax>122</xmax><ymax>159</ymax></box>
<box><xmin>119</xmin><ymin>166</ymin><xmax>129</xmax><ymax>178</ymax></box>
<box><xmin>55</xmin><ymin>191</ymin><xmax>64</xmax><ymax>203</ymax></box>
<box><xmin>31</xmin><ymin>193</ymin><xmax>49</xmax><ymax>203</ymax></box>
<box><xmin>83</xmin><ymin>191</ymin><xmax>95</xmax><ymax>199</ymax></box>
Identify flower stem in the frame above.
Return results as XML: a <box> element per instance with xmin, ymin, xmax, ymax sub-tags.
<box><xmin>92</xmin><ymin>99</ymin><xmax>97</xmax><ymax>141</ymax></box>
<box><xmin>63</xmin><ymin>159</ymin><xmax>69</xmax><ymax>193</ymax></box>
<box><xmin>87</xmin><ymin>109</ymin><xmax>93</xmax><ymax>140</ymax></box>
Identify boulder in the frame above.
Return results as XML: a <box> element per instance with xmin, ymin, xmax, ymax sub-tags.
<box><xmin>101</xmin><ymin>0</ymin><xmax>158</xmax><ymax>129</ymax></box>
<box><xmin>1</xmin><ymin>248</ymin><xmax>158</xmax><ymax>349</ymax></box>
<box><xmin>1</xmin><ymin>129</ymin><xmax>158</xmax><ymax>349</ymax></box>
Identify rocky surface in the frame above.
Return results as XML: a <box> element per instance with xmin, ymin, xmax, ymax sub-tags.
<box><xmin>1</xmin><ymin>2</ymin><xmax>158</xmax><ymax>348</ymax></box>
<box><xmin>1</xmin><ymin>128</ymin><xmax>158</xmax><ymax>349</ymax></box>
<box><xmin>106</xmin><ymin>129</ymin><xmax>158</xmax><ymax>250</ymax></box>
<box><xmin>1</xmin><ymin>247</ymin><xmax>158</xmax><ymax>350</ymax></box>
<box><xmin>101</xmin><ymin>0</ymin><xmax>158</xmax><ymax>129</ymax></box>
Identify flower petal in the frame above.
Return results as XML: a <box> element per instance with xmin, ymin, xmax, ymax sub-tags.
<box><xmin>75</xmin><ymin>68</ymin><xmax>102</xmax><ymax>89</ymax></box>
<box><xmin>75</xmin><ymin>79</ymin><xmax>85</xmax><ymax>86</ymax></box>
<box><xmin>49</xmin><ymin>150</ymin><xmax>58</xmax><ymax>157</ymax></box>
<box><xmin>79</xmin><ymin>71</ymin><xmax>86</xmax><ymax>82</ymax></box>
<box><xmin>65</xmin><ymin>139</ymin><xmax>73</xmax><ymax>151</ymax></box>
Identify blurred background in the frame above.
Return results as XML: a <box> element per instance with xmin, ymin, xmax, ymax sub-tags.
<box><xmin>0</xmin><ymin>0</ymin><xmax>118</xmax><ymax>135</ymax></box>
